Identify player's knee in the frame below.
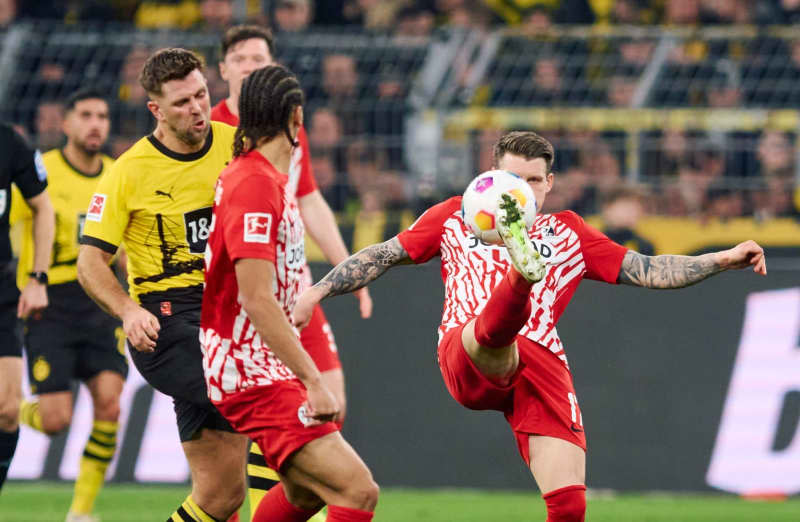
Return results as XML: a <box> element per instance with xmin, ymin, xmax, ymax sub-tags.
<box><xmin>0</xmin><ymin>399</ymin><xmax>20</xmax><ymax>431</ymax></box>
<box><xmin>41</xmin><ymin>410</ymin><xmax>72</xmax><ymax>435</ymax></box>
<box><xmin>194</xmin><ymin>477</ymin><xmax>246</xmax><ymax>518</ymax></box>
<box><xmin>93</xmin><ymin>394</ymin><xmax>121</xmax><ymax>422</ymax></box>
<box><xmin>543</xmin><ymin>485</ymin><xmax>586</xmax><ymax>522</ymax></box>
<box><xmin>344</xmin><ymin>474</ymin><xmax>379</xmax><ymax>511</ymax></box>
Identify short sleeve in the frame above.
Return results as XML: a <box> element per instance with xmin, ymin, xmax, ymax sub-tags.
<box><xmin>9</xmin><ymin>130</ymin><xmax>47</xmax><ymax>199</ymax></box>
<box><xmin>80</xmin><ymin>163</ymin><xmax>129</xmax><ymax>254</ymax></box>
<box><xmin>223</xmin><ymin>175</ymin><xmax>283</xmax><ymax>263</ymax></box>
<box><xmin>294</xmin><ymin>127</ymin><xmax>318</xmax><ymax>198</ymax></box>
<box><xmin>397</xmin><ymin>198</ymin><xmax>459</xmax><ymax>264</ymax></box>
<box><xmin>563</xmin><ymin>211</ymin><xmax>628</xmax><ymax>283</ymax></box>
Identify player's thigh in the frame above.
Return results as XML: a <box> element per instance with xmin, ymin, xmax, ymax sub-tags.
<box><xmin>81</xmin><ymin>319</ymin><xmax>127</xmax><ymax>420</ymax></box>
<box><xmin>460</xmin><ymin>319</ymin><xmax>519</xmax><ymax>381</ymax></box>
<box><xmin>528</xmin><ymin>435</ymin><xmax>586</xmax><ymax>494</ymax></box>
<box><xmin>182</xmin><ymin>428</ymin><xmax>249</xmax><ymax>492</ymax></box>
<box><xmin>0</xmin><ymin>356</ymin><xmax>22</xmax><ymax>428</ymax></box>
<box><xmin>283</xmin><ymin>431</ymin><xmax>375</xmax><ymax>502</ymax></box>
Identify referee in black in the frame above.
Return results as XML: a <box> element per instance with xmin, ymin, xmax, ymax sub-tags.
<box><xmin>0</xmin><ymin>123</ymin><xmax>54</xmax><ymax>491</ymax></box>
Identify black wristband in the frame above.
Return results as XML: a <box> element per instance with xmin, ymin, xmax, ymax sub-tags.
<box><xmin>28</xmin><ymin>271</ymin><xmax>48</xmax><ymax>285</ymax></box>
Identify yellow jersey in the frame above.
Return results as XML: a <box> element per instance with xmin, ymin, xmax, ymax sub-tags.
<box><xmin>11</xmin><ymin>149</ymin><xmax>114</xmax><ymax>289</ymax></box>
<box><xmin>81</xmin><ymin>122</ymin><xmax>235</xmax><ymax>303</ymax></box>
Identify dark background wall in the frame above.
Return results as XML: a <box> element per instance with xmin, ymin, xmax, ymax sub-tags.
<box><xmin>315</xmin><ymin>262</ymin><xmax>800</xmax><ymax>491</ymax></box>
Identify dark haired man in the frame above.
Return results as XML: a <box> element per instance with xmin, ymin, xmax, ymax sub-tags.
<box><xmin>202</xmin><ymin>64</ymin><xmax>378</xmax><ymax>522</ymax></box>
<box><xmin>0</xmin><ymin>125</ymin><xmax>54</xmax><ymax>494</ymax></box>
<box><xmin>211</xmin><ymin>25</ymin><xmax>372</xmax><ymax>520</ymax></box>
<box><xmin>296</xmin><ymin>130</ymin><xmax>767</xmax><ymax>522</ymax></box>
<box><xmin>12</xmin><ymin>87</ymin><xmax>126</xmax><ymax>522</ymax></box>
<box><xmin>77</xmin><ymin>48</ymin><xmax>246</xmax><ymax>521</ymax></box>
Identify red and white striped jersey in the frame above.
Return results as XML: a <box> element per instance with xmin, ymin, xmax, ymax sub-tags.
<box><xmin>397</xmin><ymin>196</ymin><xmax>627</xmax><ymax>367</ymax></box>
<box><xmin>200</xmin><ymin>149</ymin><xmax>307</xmax><ymax>400</ymax></box>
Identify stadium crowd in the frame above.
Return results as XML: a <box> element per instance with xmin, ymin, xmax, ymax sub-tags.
<box><xmin>1</xmin><ymin>0</ymin><xmax>798</xmax><ymax>223</ymax></box>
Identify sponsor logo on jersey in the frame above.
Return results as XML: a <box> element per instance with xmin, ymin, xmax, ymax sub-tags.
<box><xmin>86</xmin><ymin>193</ymin><xmax>107</xmax><ymax>222</ymax></box>
<box><xmin>160</xmin><ymin>301</ymin><xmax>172</xmax><ymax>317</ymax></box>
<box><xmin>244</xmin><ymin>212</ymin><xmax>272</xmax><ymax>243</ymax></box>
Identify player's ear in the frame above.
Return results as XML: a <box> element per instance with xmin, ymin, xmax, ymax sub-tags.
<box><xmin>219</xmin><ymin>60</ymin><xmax>228</xmax><ymax>82</ymax></box>
<box><xmin>290</xmin><ymin>105</ymin><xmax>303</xmax><ymax>139</ymax></box>
<box><xmin>146</xmin><ymin>99</ymin><xmax>163</xmax><ymax>121</ymax></box>
<box><xmin>545</xmin><ymin>172</ymin><xmax>554</xmax><ymax>193</ymax></box>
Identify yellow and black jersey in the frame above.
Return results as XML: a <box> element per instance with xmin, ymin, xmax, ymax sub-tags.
<box><xmin>12</xmin><ymin>149</ymin><xmax>114</xmax><ymax>289</ymax></box>
<box><xmin>80</xmin><ymin>122</ymin><xmax>236</xmax><ymax>303</ymax></box>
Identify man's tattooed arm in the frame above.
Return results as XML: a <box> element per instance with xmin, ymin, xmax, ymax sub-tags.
<box><xmin>617</xmin><ymin>250</ymin><xmax>724</xmax><ymax>289</ymax></box>
<box><xmin>313</xmin><ymin>237</ymin><xmax>412</xmax><ymax>299</ymax></box>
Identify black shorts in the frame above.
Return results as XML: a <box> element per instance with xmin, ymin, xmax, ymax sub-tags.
<box><xmin>0</xmin><ymin>266</ymin><xmax>22</xmax><ymax>357</ymax></box>
<box><xmin>131</xmin><ymin>289</ymin><xmax>235</xmax><ymax>442</ymax></box>
<box><xmin>24</xmin><ymin>281</ymin><xmax>128</xmax><ymax>394</ymax></box>
<box><xmin>0</xmin><ymin>300</ymin><xmax>21</xmax><ymax>357</ymax></box>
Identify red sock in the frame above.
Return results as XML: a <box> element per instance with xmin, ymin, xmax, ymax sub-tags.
<box><xmin>253</xmin><ymin>483</ymin><xmax>318</xmax><ymax>522</ymax></box>
<box><xmin>543</xmin><ymin>485</ymin><xmax>586</xmax><ymax>522</ymax></box>
<box><xmin>474</xmin><ymin>268</ymin><xmax>533</xmax><ymax>348</ymax></box>
<box><xmin>326</xmin><ymin>505</ymin><xmax>374</xmax><ymax>522</ymax></box>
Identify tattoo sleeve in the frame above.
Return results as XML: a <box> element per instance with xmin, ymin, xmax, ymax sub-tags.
<box><xmin>314</xmin><ymin>237</ymin><xmax>412</xmax><ymax>298</ymax></box>
<box><xmin>617</xmin><ymin>250</ymin><xmax>724</xmax><ymax>289</ymax></box>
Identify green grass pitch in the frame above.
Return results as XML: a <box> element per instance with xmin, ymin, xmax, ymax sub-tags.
<box><xmin>1</xmin><ymin>482</ymin><xmax>798</xmax><ymax>521</ymax></box>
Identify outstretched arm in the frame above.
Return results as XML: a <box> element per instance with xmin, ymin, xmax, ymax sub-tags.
<box><xmin>293</xmin><ymin>237</ymin><xmax>411</xmax><ymax>326</ymax></box>
<box><xmin>617</xmin><ymin>240</ymin><xmax>767</xmax><ymax>289</ymax></box>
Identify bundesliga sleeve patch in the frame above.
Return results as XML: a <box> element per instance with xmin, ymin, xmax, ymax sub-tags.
<box><xmin>86</xmin><ymin>193</ymin><xmax>107</xmax><ymax>222</ymax></box>
<box><xmin>33</xmin><ymin>149</ymin><xmax>47</xmax><ymax>181</ymax></box>
<box><xmin>244</xmin><ymin>212</ymin><xmax>272</xmax><ymax>243</ymax></box>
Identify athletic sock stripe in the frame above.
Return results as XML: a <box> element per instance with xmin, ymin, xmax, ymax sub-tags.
<box><xmin>89</xmin><ymin>433</ymin><xmax>117</xmax><ymax>448</ymax></box>
<box><xmin>176</xmin><ymin>506</ymin><xmax>195</xmax><ymax>521</ymax></box>
<box><xmin>247</xmin><ymin>452</ymin><xmax>268</xmax><ymax>466</ymax></box>
<box><xmin>249</xmin><ymin>445</ymin><xmax>264</xmax><ymax>456</ymax></box>
<box><xmin>84</xmin><ymin>442</ymin><xmax>115</xmax><ymax>459</ymax></box>
<box><xmin>82</xmin><ymin>450</ymin><xmax>113</xmax><ymax>463</ymax></box>
<box><xmin>248</xmin><ymin>465</ymin><xmax>280</xmax><ymax>480</ymax></box>
<box><xmin>92</xmin><ymin>427</ymin><xmax>117</xmax><ymax>437</ymax></box>
<box><xmin>248</xmin><ymin>475</ymin><xmax>279</xmax><ymax>491</ymax></box>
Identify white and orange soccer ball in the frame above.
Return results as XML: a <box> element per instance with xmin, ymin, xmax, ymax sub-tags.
<box><xmin>461</xmin><ymin>169</ymin><xmax>537</xmax><ymax>244</ymax></box>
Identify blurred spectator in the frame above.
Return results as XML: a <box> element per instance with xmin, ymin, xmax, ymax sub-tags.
<box><xmin>756</xmin><ymin>130</ymin><xmax>795</xmax><ymax>181</ymax></box>
<box><xmin>321</xmin><ymin>53</ymin><xmax>363</xmax><ymax>135</ymax></box>
<box><xmin>759</xmin><ymin>0</ymin><xmax>800</xmax><ymax>24</ymax></box>
<box><xmin>394</xmin><ymin>5</ymin><xmax>436</xmax><ymax>40</ymax></box>
<box><xmin>705</xmin><ymin>183</ymin><xmax>745</xmax><ymax>220</ymax></box>
<box><xmin>196</xmin><ymin>0</ymin><xmax>234</xmax><ymax>30</ymax></box>
<box><xmin>606</xmin><ymin>0</ymin><xmax>660</xmax><ymax>24</ymax></box>
<box><xmin>706</xmin><ymin>60</ymin><xmax>742</xmax><ymax>107</ymax></box>
<box><xmin>273</xmin><ymin>0</ymin><xmax>313</xmax><ymax>32</ymax></box>
<box><xmin>309</xmin><ymin>107</ymin><xmax>344</xmax><ymax>154</ymax></box>
<box><xmin>751</xmin><ymin>177</ymin><xmax>799</xmax><ymax>220</ymax></box>
<box><xmin>482</xmin><ymin>0</ymin><xmax>595</xmax><ymax>25</ymax></box>
<box><xmin>34</xmin><ymin>100</ymin><xmax>64</xmax><ymax>151</ymax></box>
<box><xmin>700</xmin><ymin>0</ymin><xmax>751</xmax><ymax>24</ymax></box>
<box><xmin>0</xmin><ymin>0</ymin><xmax>16</xmax><ymax>27</ymax></box>
<box><xmin>135</xmin><ymin>0</ymin><xmax>201</xmax><ymax>29</ymax></box>
<box><xmin>664</xmin><ymin>0</ymin><xmax>701</xmax><ymax>24</ymax></box>
<box><xmin>528</xmin><ymin>57</ymin><xmax>565</xmax><ymax>105</ymax></box>
<box><xmin>115</xmin><ymin>46</ymin><xmax>151</xmax><ymax>137</ymax></box>
<box><xmin>345</xmin><ymin>140</ymin><xmax>408</xmax><ymax>213</ymax></box>
<box><xmin>607</xmin><ymin>71</ymin><xmax>638</xmax><ymax>107</ymax></box>
<box><xmin>600</xmin><ymin>186</ymin><xmax>655</xmax><ymax>254</ymax></box>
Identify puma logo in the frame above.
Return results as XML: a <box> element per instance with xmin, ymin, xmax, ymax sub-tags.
<box><xmin>155</xmin><ymin>189</ymin><xmax>174</xmax><ymax>201</ymax></box>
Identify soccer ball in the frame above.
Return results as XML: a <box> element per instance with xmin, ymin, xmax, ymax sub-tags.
<box><xmin>461</xmin><ymin>170</ymin><xmax>537</xmax><ymax>244</ymax></box>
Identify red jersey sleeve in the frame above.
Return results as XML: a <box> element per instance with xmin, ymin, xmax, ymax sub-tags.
<box><xmin>222</xmin><ymin>174</ymin><xmax>283</xmax><ymax>263</ymax></box>
<box><xmin>295</xmin><ymin>127</ymin><xmax>317</xmax><ymax>198</ymax></box>
<box><xmin>397</xmin><ymin>197</ymin><xmax>461</xmax><ymax>264</ymax></box>
<box><xmin>559</xmin><ymin>210</ymin><xmax>627</xmax><ymax>284</ymax></box>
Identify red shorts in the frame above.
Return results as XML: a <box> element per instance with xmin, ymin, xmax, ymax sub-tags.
<box><xmin>300</xmin><ymin>305</ymin><xmax>341</xmax><ymax>373</ymax></box>
<box><xmin>437</xmin><ymin>324</ymin><xmax>587</xmax><ymax>464</ymax></box>
<box><xmin>213</xmin><ymin>381</ymin><xmax>338</xmax><ymax>472</ymax></box>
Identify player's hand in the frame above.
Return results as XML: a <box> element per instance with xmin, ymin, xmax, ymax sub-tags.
<box><xmin>354</xmin><ymin>287</ymin><xmax>373</xmax><ymax>319</ymax></box>
<box><xmin>121</xmin><ymin>305</ymin><xmax>161</xmax><ymax>353</ymax></box>
<box><xmin>718</xmin><ymin>240</ymin><xmax>767</xmax><ymax>276</ymax></box>
<box><xmin>17</xmin><ymin>281</ymin><xmax>48</xmax><ymax>319</ymax></box>
<box><xmin>293</xmin><ymin>287</ymin><xmax>321</xmax><ymax>329</ymax></box>
<box><xmin>302</xmin><ymin>379</ymin><xmax>339</xmax><ymax>426</ymax></box>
